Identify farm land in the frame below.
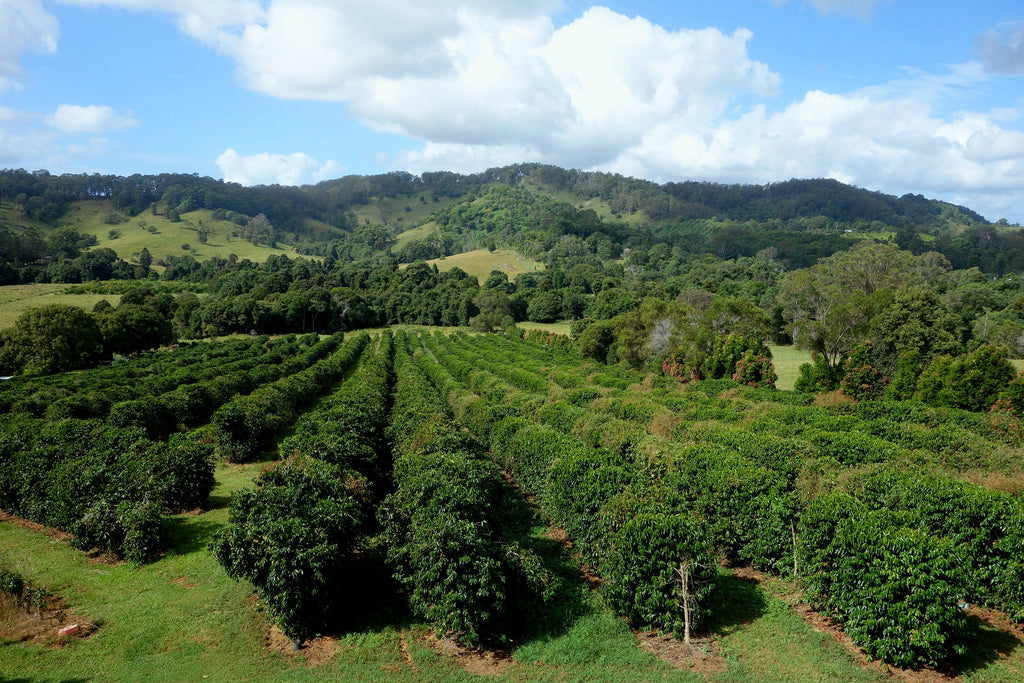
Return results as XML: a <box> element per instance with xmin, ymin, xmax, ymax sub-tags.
<box><xmin>2</xmin><ymin>329</ymin><xmax>1024</xmax><ymax>682</ymax></box>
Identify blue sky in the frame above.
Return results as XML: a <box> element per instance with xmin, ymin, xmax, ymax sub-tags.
<box><xmin>1</xmin><ymin>0</ymin><xmax>1023</xmax><ymax>222</ymax></box>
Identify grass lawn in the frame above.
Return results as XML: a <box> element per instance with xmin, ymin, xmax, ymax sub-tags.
<box><xmin>0</xmin><ymin>283</ymin><xmax>122</xmax><ymax>328</ymax></box>
<box><xmin>769</xmin><ymin>345</ymin><xmax>811</xmax><ymax>391</ymax></box>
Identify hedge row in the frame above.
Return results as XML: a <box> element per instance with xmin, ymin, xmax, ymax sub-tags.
<box><xmin>422</xmin><ymin>332</ymin><xmax>1017</xmax><ymax>666</ymax></box>
<box><xmin>107</xmin><ymin>333</ymin><xmax>343</xmax><ymax>439</ymax></box>
<box><xmin>380</xmin><ymin>331</ymin><xmax>548</xmax><ymax>645</ymax></box>
<box><xmin>0</xmin><ymin>335</ymin><xmax>272</xmax><ymax>416</ymax></box>
<box><xmin>416</xmin><ymin>333</ymin><xmax>718</xmax><ymax>638</ymax></box>
<box><xmin>0</xmin><ymin>415</ymin><xmax>213</xmax><ymax>562</ymax></box>
<box><xmin>212</xmin><ymin>333</ymin><xmax>395</xmax><ymax>644</ymax></box>
<box><xmin>209</xmin><ymin>332</ymin><xmax>365</xmax><ymax>462</ymax></box>
<box><xmin>2</xmin><ymin>334</ymin><xmax>318</xmax><ymax>421</ymax></box>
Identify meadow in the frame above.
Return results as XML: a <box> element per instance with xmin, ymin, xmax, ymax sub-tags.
<box><xmin>65</xmin><ymin>201</ymin><xmax>300</xmax><ymax>264</ymax></box>
<box><xmin>0</xmin><ymin>283</ymin><xmax>122</xmax><ymax>329</ymax></box>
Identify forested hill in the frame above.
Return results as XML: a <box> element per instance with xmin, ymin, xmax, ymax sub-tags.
<box><xmin>0</xmin><ymin>163</ymin><xmax>1018</xmax><ymax>280</ymax></box>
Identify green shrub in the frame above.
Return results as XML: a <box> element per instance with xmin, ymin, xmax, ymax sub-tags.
<box><xmin>604</xmin><ymin>512</ymin><xmax>717</xmax><ymax>637</ymax></box>
<box><xmin>798</xmin><ymin>493</ymin><xmax>968</xmax><ymax>669</ymax></box>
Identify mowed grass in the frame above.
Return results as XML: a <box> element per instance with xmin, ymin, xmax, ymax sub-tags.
<box><xmin>66</xmin><ymin>200</ymin><xmax>302</xmax><ymax>265</ymax></box>
<box><xmin>1</xmin><ymin>457</ymin><xmax>899</xmax><ymax>683</ymax></box>
<box><xmin>413</xmin><ymin>248</ymin><xmax>544</xmax><ymax>281</ymax></box>
<box><xmin>0</xmin><ymin>283</ymin><xmax>122</xmax><ymax>328</ymax></box>
<box><xmin>769</xmin><ymin>345</ymin><xmax>811</xmax><ymax>391</ymax></box>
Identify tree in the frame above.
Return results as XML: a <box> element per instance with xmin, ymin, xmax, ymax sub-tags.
<box><xmin>778</xmin><ymin>265</ymin><xmax>873</xmax><ymax>369</ymax></box>
<box><xmin>137</xmin><ymin>247</ymin><xmax>152</xmax><ymax>269</ymax></box>
<box><xmin>526</xmin><ymin>291</ymin><xmax>562</xmax><ymax>323</ymax></box>
<box><xmin>96</xmin><ymin>304</ymin><xmax>175</xmax><ymax>356</ymax></box>
<box><xmin>0</xmin><ymin>304</ymin><xmax>105</xmax><ymax>375</ymax></box>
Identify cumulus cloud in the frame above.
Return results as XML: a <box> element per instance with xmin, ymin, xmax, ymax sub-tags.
<box><xmin>32</xmin><ymin>1</ymin><xmax>1024</xmax><ymax>221</ymax></box>
<box><xmin>0</xmin><ymin>0</ymin><xmax>58</xmax><ymax>88</ymax></box>
<box><xmin>975</xmin><ymin>22</ymin><xmax>1024</xmax><ymax>75</ymax></box>
<box><xmin>46</xmin><ymin>104</ymin><xmax>138</xmax><ymax>134</ymax></box>
<box><xmin>217</xmin><ymin>148</ymin><xmax>340</xmax><ymax>186</ymax></box>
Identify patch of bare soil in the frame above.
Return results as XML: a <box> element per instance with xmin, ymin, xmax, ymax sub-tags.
<box><xmin>0</xmin><ymin>595</ymin><xmax>98</xmax><ymax>647</ymax></box>
<box><xmin>424</xmin><ymin>632</ymin><xmax>514</xmax><ymax>676</ymax></box>
<box><xmin>732</xmin><ymin>565</ymin><xmax>1024</xmax><ymax>683</ymax></box>
<box><xmin>266</xmin><ymin>624</ymin><xmax>338</xmax><ymax>666</ymax></box>
<box><xmin>635</xmin><ymin>630</ymin><xmax>725</xmax><ymax>675</ymax></box>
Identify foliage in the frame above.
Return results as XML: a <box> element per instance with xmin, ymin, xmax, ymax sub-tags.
<box><xmin>914</xmin><ymin>344</ymin><xmax>1016</xmax><ymax>412</ymax></box>
<box><xmin>210</xmin><ymin>456</ymin><xmax>371</xmax><ymax>642</ymax></box>
<box><xmin>0</xmin><ymin>304</ymin><xmax>105</xmax><ymax>375</ymax></box>
<box><xmin>604</xmin><ymin>511</ymin><xmax>717</xmax><ymax>636</ymax></box>
<box><xmin>798</xmin><ymin>494</ymin><xmax>967</xmax><ymax>669</ymax></box>
<box><xmin>839</xmin><ymin>343</ymin><xmax>886</xmax><ymax>400</ymax></box>
<box><xmin>732</xmin><ymin>350</ymin><xmax>777</xmax><ymax>388</ymax></box>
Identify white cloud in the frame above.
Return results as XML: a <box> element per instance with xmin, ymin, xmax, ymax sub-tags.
<box><xmin>46</xmin><ymin>104</ymin><xmax>138</xmax><ymax>134</ymax></box>
<box><xmin>0</xmin><ymin>0</ymin><xmax>58</xmax><ymax>84</ymax></box>
<box><xmin>23</xmin><ymin>1</ymin><xmax>1024</xmax><ymax>222</ymax></box>
<box><xmin>975</xmin><ymin>21</ymin><xmax>1024</xmax><ymax>76</ymax></box>
<box><xmin>216</xmin><ymin>148</ymin><xmax>340</xmax><ymax>186</ymax></box>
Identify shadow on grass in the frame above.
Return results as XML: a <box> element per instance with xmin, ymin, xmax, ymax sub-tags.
<box><xmin>324</xmin><ymin>551</ymin><xmax>415</xmax><ymax>636</ymax></box>
<box><xmin>940</xmin><ymin>612</ymin><xmax>1022</xmax><ymax>677</ymax></box>
<box><xmin>702</xmin><ymin>571</ymin><xmax>769</xmax><ymax>637</ymax></box>
<box><xmin>162</xmin><ymin>517</ymin><xmax>224</xmax><ymax>557</ymax></box>
<box><xmin>495</xmin><ymin>481</ymin><xmax>591</xmax><ymax>646</ymax></box>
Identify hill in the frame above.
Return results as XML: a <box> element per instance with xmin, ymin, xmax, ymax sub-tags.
<box><xmin>3</xmin><ymin>164</ymin><xmax>1024</xmax><ymax>285</ymax></box>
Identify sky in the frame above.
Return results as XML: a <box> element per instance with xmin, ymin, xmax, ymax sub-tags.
<box><xmin>1</xmin><ymin>0</ymin><xmax>1023</xmax><ymax>222</ymax></box>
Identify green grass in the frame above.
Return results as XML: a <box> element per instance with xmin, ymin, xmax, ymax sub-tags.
<box><xmin>768</xmin><ymin>345</ymin><xmax>812</xmax><ymax>391</ymax></box>
<box><xmin>519</xmin><ymin>320</ymin><xmax>573</xmax><ymax>336</ymax></box>
<box><xmin>0</xmin><ymin>283</ymin><xmax>122</xmax><ymax>328</ymax></box>
<box><xmin>350</xmin><ymin>192</ymin><xmax>456</xmax><ymax>231</ymax></box>
<box><xmin>393</xmin><ymin>221</ymin><xmax>440</xmax><ymax>250</ymax></box>
<box><xmin>414</xmin><ymin>248</ymin><xmax>544</xmax><ymax>281</ymax></box>
<box><xmin>66</xmin><ymin>200</ymin><xmax>301</xmax><ymax>265</ymax></box>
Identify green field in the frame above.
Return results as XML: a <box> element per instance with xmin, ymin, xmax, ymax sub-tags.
<box><xmin>413</xmin><ymin>248</ymin><xmax>544</xmax><ymax>281</ymax></box>
<box><xmin>351</xmin><ymin>192</ymin><xmax>456</xmax><ymax>231</ymax></box>
<box><xmin>0</xmin><ymin>283</ymin><xmax>122</xmax><ymax>328</ymax></box>
<box><xmin>768</xmin><ymin>345</ymin><xmax>812</xmax><ymax>391</ymax></box>
<box><xmin>393</xmin><ymin>221</ymin><xmax>441</xmax><ymax>250</ymax></box>
<box><xmin>66</xmin><ymin>200</ymin><xmax>302</xmax><ymax>264</ymax></box>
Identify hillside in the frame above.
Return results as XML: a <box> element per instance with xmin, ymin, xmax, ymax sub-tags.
<box><xmin>4</xmin><ymin>165</ymin><xmax>1019</xmax><ymax>282</ymax></box>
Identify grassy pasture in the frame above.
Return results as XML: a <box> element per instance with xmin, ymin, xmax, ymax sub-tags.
<box><xmin>768</xmin><ymin>345</ymin><xmax>812</xmax><ymax>391</ymax></box>
<box><xmin>350</xmin><ymin>192</ymin><xmax>455</xmax><ymax>231</ymax></box>
<box><xmin>0</xmin><ymin>283</ymin><xmax>122</xmax><ymax>328</ymax></box>
<box><xmin>393</xmin><ymin>221</ymin><xmax>440</xmax><ymax>250</ymax></box>
<box><xmin>66</xmin><ymin>201</ymin><xmax>301</xmax><ymax>264</ymax></box>
<box><xmin>410</xmin><ymin>248</ymin><xmax>544</xmax><ymax>281</ymax></box>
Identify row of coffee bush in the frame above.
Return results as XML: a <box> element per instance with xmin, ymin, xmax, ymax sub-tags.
<box><xmin>209</xmin><ymin>332</ymin><xmax>364</xmax><ymax>462</ymax></box>
<box><xmin>380</xmin><ymin>331</ymin><xmax>549</xmax><ymax>645</ymax></box>
<box><xmin>422</xmin><ymin>332</ymin><xmax>1024</xmax><ymax>667</ymax></box>
<box><xmin>212</xmin><ymin>333</ymin><xmax>395</xmax><ymax>645</ymax></box>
